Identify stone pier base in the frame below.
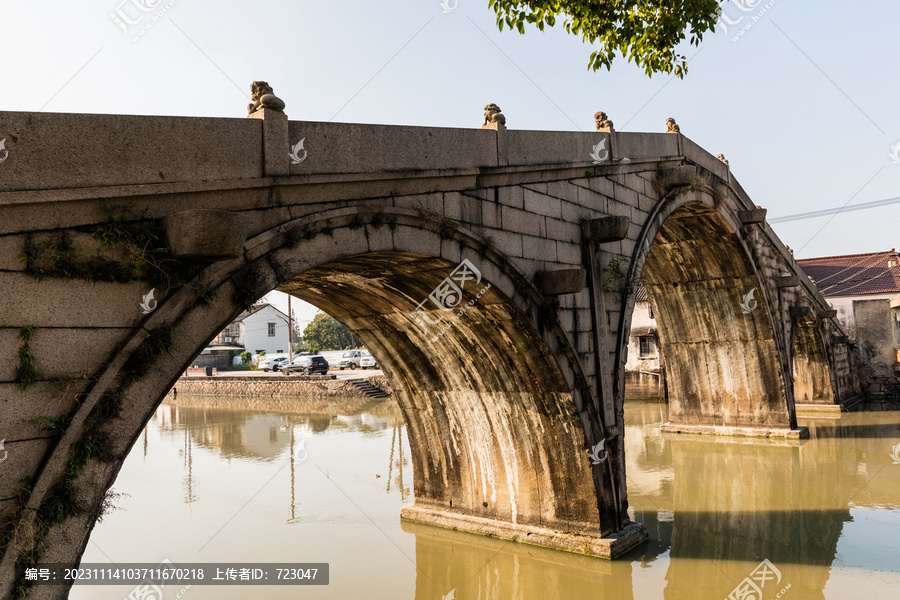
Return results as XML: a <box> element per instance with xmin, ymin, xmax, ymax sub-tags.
<box><xmin>399</xmin><ymin>505</ymin><xmax>648</xmax><ymax>559</ymax></box>
<box><xmin>659</xmin><ymin>422</ymin><xmax>809</xmax><ymax>439</ymax></box>
<box><xmin>795</xmin><ymin>403</ymin><xmax>843</xmax><ymax>413</ymax></box>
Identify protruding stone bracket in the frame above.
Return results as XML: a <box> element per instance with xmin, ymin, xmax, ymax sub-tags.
<box><xmin>817</xmin><ymin>308</ymin><xmax>838</xmax><ymax>319</ymax></box>
<box><xmin>738</xmin><ymin>208</ymin><xmax>767</xmax><ymax>225</ymax></box>
<box><xmin>789</xmin><ymin>306</ymin><xmax>815</xmax><ymax>320</ymax></box>
<box><xmin>162</xmin><ymin>209</ymin><xmax>249</xmax><ymax>259</ymax></box>
<box><xmin>582</xmin><ymin>216</ymin><xmax>630</xmax><ymax>243</ymax></box>
<box><xmin>655</xmin><ymin>166</ymin><xmax>697</xmax><ymax>193</ymax></box>
<box><xmin>776</xmin><ymin>275</ymin><xmax>800</xmax><ymax>288</ymax></box>
<box><xmin>535</xmin><ymin>269</ymin><xmax>586</xmax><ymax>296</ymax></box>
<box><xmin>831</xmin><ymin>334</ymin><xmax>849</xmax><ymax>345</ymax></box>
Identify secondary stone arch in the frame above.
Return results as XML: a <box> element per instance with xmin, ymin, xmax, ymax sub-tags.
<box><xmin>0</xmin><ymin>208</ymin><xmax>626</xmax><ymax>594</ymax></box>
<box><xmin>617</xmin><ymin>190</ymin><xmax>799</xmax><ymax>435</ymax></box>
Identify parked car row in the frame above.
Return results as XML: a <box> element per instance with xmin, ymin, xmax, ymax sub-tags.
<box><xmin>339</xmin><ymin>350</ymin><xmax>378</xmax><ymax>370</ymax></box>
<box><xmin>257</xmin><ymin>350</ymin><xmax>378</xmax><ymax>374</ymax></box>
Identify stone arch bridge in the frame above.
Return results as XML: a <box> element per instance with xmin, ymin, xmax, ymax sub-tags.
<box><xmin>0</xmin><ymin>103</ymin><xmax>861</xmax><ymax>597</ymax></box>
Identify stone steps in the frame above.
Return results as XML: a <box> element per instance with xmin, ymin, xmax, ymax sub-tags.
<box><xmin>347</xmin><ymin>378</ymin><xmax>390</xmax><ymax>398</ymax></box>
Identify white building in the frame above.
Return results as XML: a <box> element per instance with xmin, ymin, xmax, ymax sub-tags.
<box><xmin>209</xmin><ymin>303</ymin><xmax>292</xmax><ymax>361</ymax></box>
<box><xmin>625</xmin><ymin>284</ymin><xmax>664</xmax><ymax>399</ymax></box>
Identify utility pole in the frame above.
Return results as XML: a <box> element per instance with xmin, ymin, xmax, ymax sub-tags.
<box><xmin>287</xmin><ymin>295</ymin><xmax>293</xmax><ymax>359</ymax></box>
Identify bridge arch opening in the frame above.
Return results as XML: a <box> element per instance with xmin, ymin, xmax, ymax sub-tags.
<box><xmin>274</xmin><ymin>249</ymin><xmax>605</xmax><ymax>535</ymax></box>
<box><xmin>1</xmin><ymin>209</ymin><xmax>642</xmax><ymax>595</ymax></box>
<box><xmin>630</xmin><ymin>200</ymin><xmax>798</xmax><ymax>434</ymax></box>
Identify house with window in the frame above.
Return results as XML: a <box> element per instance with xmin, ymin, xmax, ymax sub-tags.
<box><xmin>625</xmin><ymin>283</ymin><xmax>665</xmax><ymax>398</ymax></box>
<box><xmin>797</xmin><ymin>249</ymin><xmax>900</xmax><ymax>381</ymax></box>
<box><xmin>196</xmin><ymin>303</ymin><xmax>292</xmax><ymax>368</ymax></box>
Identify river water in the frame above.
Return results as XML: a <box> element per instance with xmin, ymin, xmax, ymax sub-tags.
<box><xmin>72</xmin><ymin>397</ymin><xmax>900</xmax><ymax>599</ymax></box>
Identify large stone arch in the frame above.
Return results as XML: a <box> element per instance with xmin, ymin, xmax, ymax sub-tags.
<box><xmin>0</xmin><ymin>207</ymin><xmax>645</xmax><ymax>598</ymax></box>
<box><xmin>615</xmin><ymin>187</ymin><xmax>804</xmax><ymax>437</ymax></box>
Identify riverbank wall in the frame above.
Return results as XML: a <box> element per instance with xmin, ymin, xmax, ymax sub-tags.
<box><xmin>170</xmin><ymin>375</ymin><xmax>391</xmax><ymax>398</ymax></box>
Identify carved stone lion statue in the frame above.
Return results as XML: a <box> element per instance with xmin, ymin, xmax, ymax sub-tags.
<box><xmin>716</xmin><ymin>153</ymin><xmax>729</xmax><ymax>165</ymax></box>
<box><xmin>483</xmin><ymin>103</ymin><xmax>506</xmax><ymax>128</ymax></box>
<box><xmin>594</xmin><ymin>111</ymin><xmax>614</xmax><ymax>132</ymax></box>
<box><xmin>666</xmin><ymin>117</ymin><xmax>680</xmax><ymax>134</ymax></box>
<box><xmin>247</xmin><ymin>81</ymin><xmax>286</xmax><ymax>115</ymax></box>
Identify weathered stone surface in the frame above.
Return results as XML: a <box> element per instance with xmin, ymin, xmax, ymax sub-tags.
<box><xmin>249</xmin><ymin>107</ymin><xmax>290</xmax><ymax>176</ymax></box>
<box><xmin>401</xmin><ymin>506</ymin><xmax>647</xmax><ymax>559</ymax></box>
<box><xmin>172</xmin><ymin>376</ymin><xmax>379</xmax><ymax>398</ymax></box>
<box><xmin>0</xmin><ymin>112</ymin><xmax>861</xmax><ymax>595</ymax></box>
<box><xmin>777</xmin><ymin>275</ymin><xmax>801</xmax><ymax>288</ymax></box>
<box><xmin>163</xmin><ymin>209</ymin><xmax>249</xmax><ymax>258</ymax></box>
<box><xmin>655</xmin><ymin>166</ymin><xmax>698</xmax><ymax>191</ymax></box>
<box><xmin>790</xmin><ymin>306</ymin><xmax>815</xmax><ymax>319</ymax></box>
<box><xmin>582</xmin><ymin>216</ymin><xmax>630</xmax><ymax>243</ymax></box>
<box><xmin>738</xmin><ymin>208</ymin><xmax>767</xmax><ymax>225</ymax></box>
<box><xmin>536</xmin><ymin>269</ymin><xmax>586</xmax><ymax>295</ymax></box>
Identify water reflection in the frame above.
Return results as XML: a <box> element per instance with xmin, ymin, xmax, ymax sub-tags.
<box><xmin>77</xmin><ymin>396</ymin><xmax>900</xmax><ymax>600</ymax></box>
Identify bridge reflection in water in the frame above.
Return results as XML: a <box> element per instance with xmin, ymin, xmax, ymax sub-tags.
<box><xmin>77</xmin><ymin>397</ymin><xmax>900</xmax><ymax>600</ymax></box>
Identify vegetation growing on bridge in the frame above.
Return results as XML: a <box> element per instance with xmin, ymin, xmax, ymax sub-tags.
<box><xmin>19</xmin><ymin>222</ymin><xmax>205</xmax><ymax>292</ymax></box>
<box><xmin>0</xmin><ymin>324</ymin><xmax>43</xmax><ymax>392</ymax></box>
<box><xmin>602</xmin><ymin>257</ymin><xmax>636</xmax><ymax>293</ymax></box>
<box><xmin>5</xmin><ymin>323</ymin><xmax>179</xmax><ymax>598</ymax></box>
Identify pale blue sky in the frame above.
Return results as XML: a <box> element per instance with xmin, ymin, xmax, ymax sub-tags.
<box><xmin>2</xmin><ymin>0</ymin><xmax>897</xmax><ymax>324</ymax></box>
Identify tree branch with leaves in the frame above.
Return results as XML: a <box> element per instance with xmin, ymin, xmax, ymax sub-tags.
<box><xmin>489</xmin><ymin>0</ymin><xmax>721</xmax><ymax>77</ymax></box>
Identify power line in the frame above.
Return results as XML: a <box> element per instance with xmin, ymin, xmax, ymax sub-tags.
<box><xmin>769</xmin><ymin>196</ymin><xmax>900</xmax><ymax>224</ymax></box>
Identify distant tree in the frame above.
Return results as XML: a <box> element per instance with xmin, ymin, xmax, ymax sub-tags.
<box><xmin>302</xmin><ymin>313</ymin><xmax>362</xmax><ymax>351</ymax></box>
<box><xmin>240</xmin><ymin>351</ymin><xmax>251</xmax><ymax>365</ymax></box>
<box><xmin>489</xmin><ymin>0</ymin><xmax>720</xmax><ymax>77</ymax></box>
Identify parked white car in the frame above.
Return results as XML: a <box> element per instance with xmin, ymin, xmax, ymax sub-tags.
<box><xmin>339</xmin><ymin>350</ymin><xmax>366</xmax><ymax>370</ymax></box>
<box><xmin>258</xmin><ymin>356</ymin><xmax>289</xmax><ymax>372</ymax></box>
<box><xmin>360</xmin><ymin>353</ymin><xmax>378</xmax><ymax>369</ymax></box>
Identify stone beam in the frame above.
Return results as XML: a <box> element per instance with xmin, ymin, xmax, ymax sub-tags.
<box><xmin>162</xmin><ymin>209</ymin><xmax>248</xmax><ymax>259</ymax></box>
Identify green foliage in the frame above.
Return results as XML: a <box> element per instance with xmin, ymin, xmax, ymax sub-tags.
<box><xmin>21</xmin><ymin>223</ymin><xmax>204</xmax><ymax>291</ymax></box>
<box><xmin>240</xmin><ymin>351</ymin><xmax>252</xmax><ymax>365</ymax></box>
<box><xmin>489</xmin><ymin>0</ymin><xmax>720</xmax><ymax>77</ymax></box>
<box><xmin>192</xmin><ymin>284</ymin><xmax>215</xmax><ymax>309</ymax></box>
<box><xmin>89</xmin><ymin>390</ymin><xmax>125</xmax><ymax>422</ymax></box>
<box><xmin>602</xmin><ymin>257</ymin><xmax>635</xmax><ymax>293</ymax></box>
<box><xmin>302</xmin><ymin>313</ymin><xmax>362</xmax><ymax>351</ymax></box>
<box><xmin>234</xmin><ymin>288</ymin><xmax>259</xmax><ymax>312</ymax></box>
<box><xmin>27</xmin><ymin>415</ymin><xmax>71</xmax><ymax>437</ymax></box>
<box><xmin>122</xmin><ymin>323</ymin><xmax>177</xmax><ymax>385</ymax></box>
<box><xmin>14</xmin><ymin>326</ymin><xmax>40</xmax><ymax>392</ymax></box>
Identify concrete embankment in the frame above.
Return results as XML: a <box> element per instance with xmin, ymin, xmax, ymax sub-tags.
<box><xmin>171</xmin><ymin>375</ymin><xmax>391</xmax><ymax>398</ymax></box>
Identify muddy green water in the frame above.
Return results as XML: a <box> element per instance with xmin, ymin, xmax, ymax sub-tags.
<box><xmin>72</xmin><ymin>397</ymin><xmax>900</xmax><ymax>599</ymax></box>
